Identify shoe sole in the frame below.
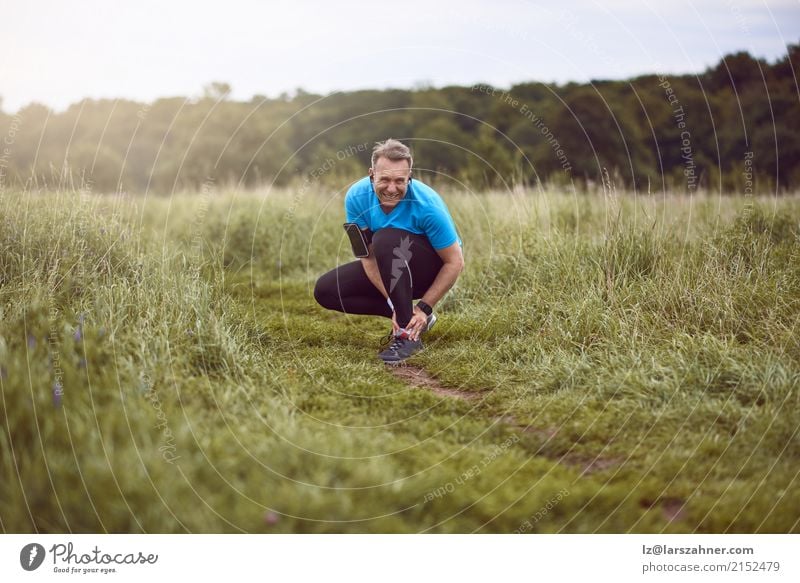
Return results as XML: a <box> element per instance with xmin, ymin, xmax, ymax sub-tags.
<box><xmin>379</xmin><ymin>343</ymin><xmax>424</xmax><ymax>365</ymax></box>
<box><xmin>380</xmin><ymin>351</ymin><xmax>418</xmax><ymax>365</ymax></box>
<box><xmin>383</xmin><ymin>360</ymin><xmax>408</xmax><ymax>367</ymax></box>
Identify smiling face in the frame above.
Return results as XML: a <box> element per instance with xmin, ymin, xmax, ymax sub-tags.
<box><xmin>369</xmin><ymin>156</ymin><xmax>412</xmax><ymax>209</ymax></box>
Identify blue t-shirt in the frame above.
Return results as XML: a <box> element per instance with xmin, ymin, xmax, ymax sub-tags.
<box><xmin>345</xmin><ymin>177</ymin><xmax>462</xmax><ymax>250</ymax></box>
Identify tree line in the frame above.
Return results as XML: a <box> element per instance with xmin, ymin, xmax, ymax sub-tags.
<box><xmin>0</xmin><ymin>45</ymin><xmax>797</xmax><ymax>195</ymax></box>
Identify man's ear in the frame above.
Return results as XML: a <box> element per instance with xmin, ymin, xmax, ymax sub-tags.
<box><xmin>368</xmin><ymin>167</ymin><xmax>374</xmax><ymax>179</ymax></box>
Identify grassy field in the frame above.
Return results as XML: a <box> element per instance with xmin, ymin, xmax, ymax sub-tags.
<box><xmin>1</xmin><ymin>185</ymin><xmax>799</xmax><ymax>533</ymax></box>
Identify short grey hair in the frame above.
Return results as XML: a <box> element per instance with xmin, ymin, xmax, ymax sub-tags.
<box><xmin>371</xmin><ymin>138</ymin><xmax>413</xmax><ymax>169</ymax></box>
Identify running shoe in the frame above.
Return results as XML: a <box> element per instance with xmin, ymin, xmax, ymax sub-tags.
<box><xmin>424</xmin><ymin>312</ymin><xmax>437</xmax><ymax>332</ymax></box>
<box><xmin>378</xmin><ymin>329</ymin><xmax>423</xmax><ymax>364</ymax></box>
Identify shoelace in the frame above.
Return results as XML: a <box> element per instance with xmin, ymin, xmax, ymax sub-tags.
<box><xmin>381</xmin><ymin>330</ymin><xmax>410</xmax><ymax>351</ymax></box>
<box><xmin>380</xmin><ymin>314</ymin><xmax>434</xmax><ymax>347</ymax></box>
<box><xmin>387</xmin><ymin>336</ymin><xmax>407</xmax><ymax>352</ymax></box>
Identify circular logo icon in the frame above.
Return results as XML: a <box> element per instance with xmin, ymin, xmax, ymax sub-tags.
<box><xmin>20</xmin><ymin>543</ymin><xmax>46</xmax><ymax>571</ymax></box>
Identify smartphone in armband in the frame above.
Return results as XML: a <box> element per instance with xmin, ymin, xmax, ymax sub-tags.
<box><xmin>344</xmin><ymin>222</ymin><xmax>370</xmax><ymax>258</ymax></box>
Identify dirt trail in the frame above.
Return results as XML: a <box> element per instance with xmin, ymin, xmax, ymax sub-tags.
<box><xmin>388</xmin><ymin>364</ymin><xmax>482</xmax><ymax>401</ymax></box>
<box><xmin>390</xmin><ymin>364</ymin><xmax>625</xmax><ymax>480</ymax></box>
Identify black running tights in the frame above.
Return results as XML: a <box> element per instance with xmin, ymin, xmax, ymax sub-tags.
<box><xmin>313</xmin><ymin>228</ymin><xmax>443</xmax><ymax>328</ymax></box>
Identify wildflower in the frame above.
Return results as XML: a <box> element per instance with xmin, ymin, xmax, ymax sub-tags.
<box><xmin>263</xmin><ymin>511</ymin><xmax>280</xmax><ymax>525</ymax></box>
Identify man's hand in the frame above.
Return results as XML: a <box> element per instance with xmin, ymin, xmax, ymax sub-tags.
<box><xmin>405</xmin><ymin>306</ymin><xmax>429</xmax><ymax>341</ymax></box>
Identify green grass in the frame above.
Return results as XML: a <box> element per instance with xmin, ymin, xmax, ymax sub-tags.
<box><xmin>1</xmin><ymin>186</ymin><xmax>799</xmax><ymax>533</ymax></box>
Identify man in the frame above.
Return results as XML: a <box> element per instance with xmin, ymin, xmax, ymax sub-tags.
<box><xmin>314</xmin><ymin>139</ymin><xmax>464</xmax><ymax>364</ymax></box>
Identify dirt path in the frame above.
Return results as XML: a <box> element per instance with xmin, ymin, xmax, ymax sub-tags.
<box><xmin>390</xmin><ymin>363</ymin><xmax>625</xmax><ymax>479</ymax></box>
<box><xmin>387</xmin><ymin>364</ymin><xmax>483</xmax><ymax>401</ymax></box>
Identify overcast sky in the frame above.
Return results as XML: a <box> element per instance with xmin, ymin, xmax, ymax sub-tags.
<box><xmin>1</xmin><ymin>0</ymin><xmax>798</xmax><ymax>113</ymax></box>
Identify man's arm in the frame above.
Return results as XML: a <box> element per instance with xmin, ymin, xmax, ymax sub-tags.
<box><xmin>419</xmin><ymin>241</ymin><xmax>465</xmax><ymax>307</ymax></box>
<box><xmin>402</xmin><ymin>241</ymin><xmax>464</xmax><ymax>340</ymax></box>
<box><xmin>360</xmin><ymin>244</ymin><xmax>389</xmax><ymax>299</ymax></box>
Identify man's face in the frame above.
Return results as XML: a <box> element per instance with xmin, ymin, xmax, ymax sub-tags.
<box><xmin>369</xmin><ymin>157</ymin><xmax>411</xmax><ymax>209</ymax></box>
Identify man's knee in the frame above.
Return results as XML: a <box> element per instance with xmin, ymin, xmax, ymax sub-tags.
<box><xmin>314</xmin><ymin>275</ymin><xmax>334</xmax><ymax>309</ymax></box>
<box><xmin>372</xmin><ymin>228</ymin><xmax>413</xmax><ymax>260</ymax></box>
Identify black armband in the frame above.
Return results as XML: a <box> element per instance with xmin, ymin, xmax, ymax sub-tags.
<box><xmin>416</xmin><ymin>300</ymin><xmax>433</xmax><ymax>316</ymax></box>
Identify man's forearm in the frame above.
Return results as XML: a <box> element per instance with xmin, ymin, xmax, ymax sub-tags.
<box><xmin>420</xmin><ymin>261</ymin><xmax>462</xmax><ymax>307</ymax></box>
<box><xmin>360</xmin><ymin>255</ymin><xmax>389</xmax><ymax>299</ymax></box>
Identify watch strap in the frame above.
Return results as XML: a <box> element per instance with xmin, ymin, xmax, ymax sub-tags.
<box><xmin>416</xmin><ymin>301</ymin><xmax>433</xmax><ymax>316</ymax></box>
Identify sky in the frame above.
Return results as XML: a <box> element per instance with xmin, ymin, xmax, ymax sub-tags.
<box><xmin>1</xmin><ymin>0</ymin><xmax>798</xmax><ymax>113</ymax></box>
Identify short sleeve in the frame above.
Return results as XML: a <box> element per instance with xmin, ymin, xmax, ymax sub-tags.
<box><xmin>422</xmin><ymin>205</ymin><xmax>459</xmax><ymax>250</ymax></box>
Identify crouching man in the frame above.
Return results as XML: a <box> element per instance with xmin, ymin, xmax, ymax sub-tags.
<box><xmin>314</xmin><ymin>138</ymin><xmax>464</xmax><ymax>364</ymax></box>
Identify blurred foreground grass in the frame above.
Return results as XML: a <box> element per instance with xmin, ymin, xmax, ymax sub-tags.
<box><xmin>1</xmin><ymin>186</ymin><xmax>799</xmax><ymax>532</ymax></box>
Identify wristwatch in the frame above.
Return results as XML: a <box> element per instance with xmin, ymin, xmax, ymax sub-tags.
<box><xmin>416</xmin><ymin>300</ymin><xmax>433</xmax><ymax>316</ymax></box>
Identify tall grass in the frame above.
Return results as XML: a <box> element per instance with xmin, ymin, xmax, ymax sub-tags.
<box><xmin>2</xmin><ymin>186</ymin><xmax>798</xmax><ymax>532</ymax></box>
